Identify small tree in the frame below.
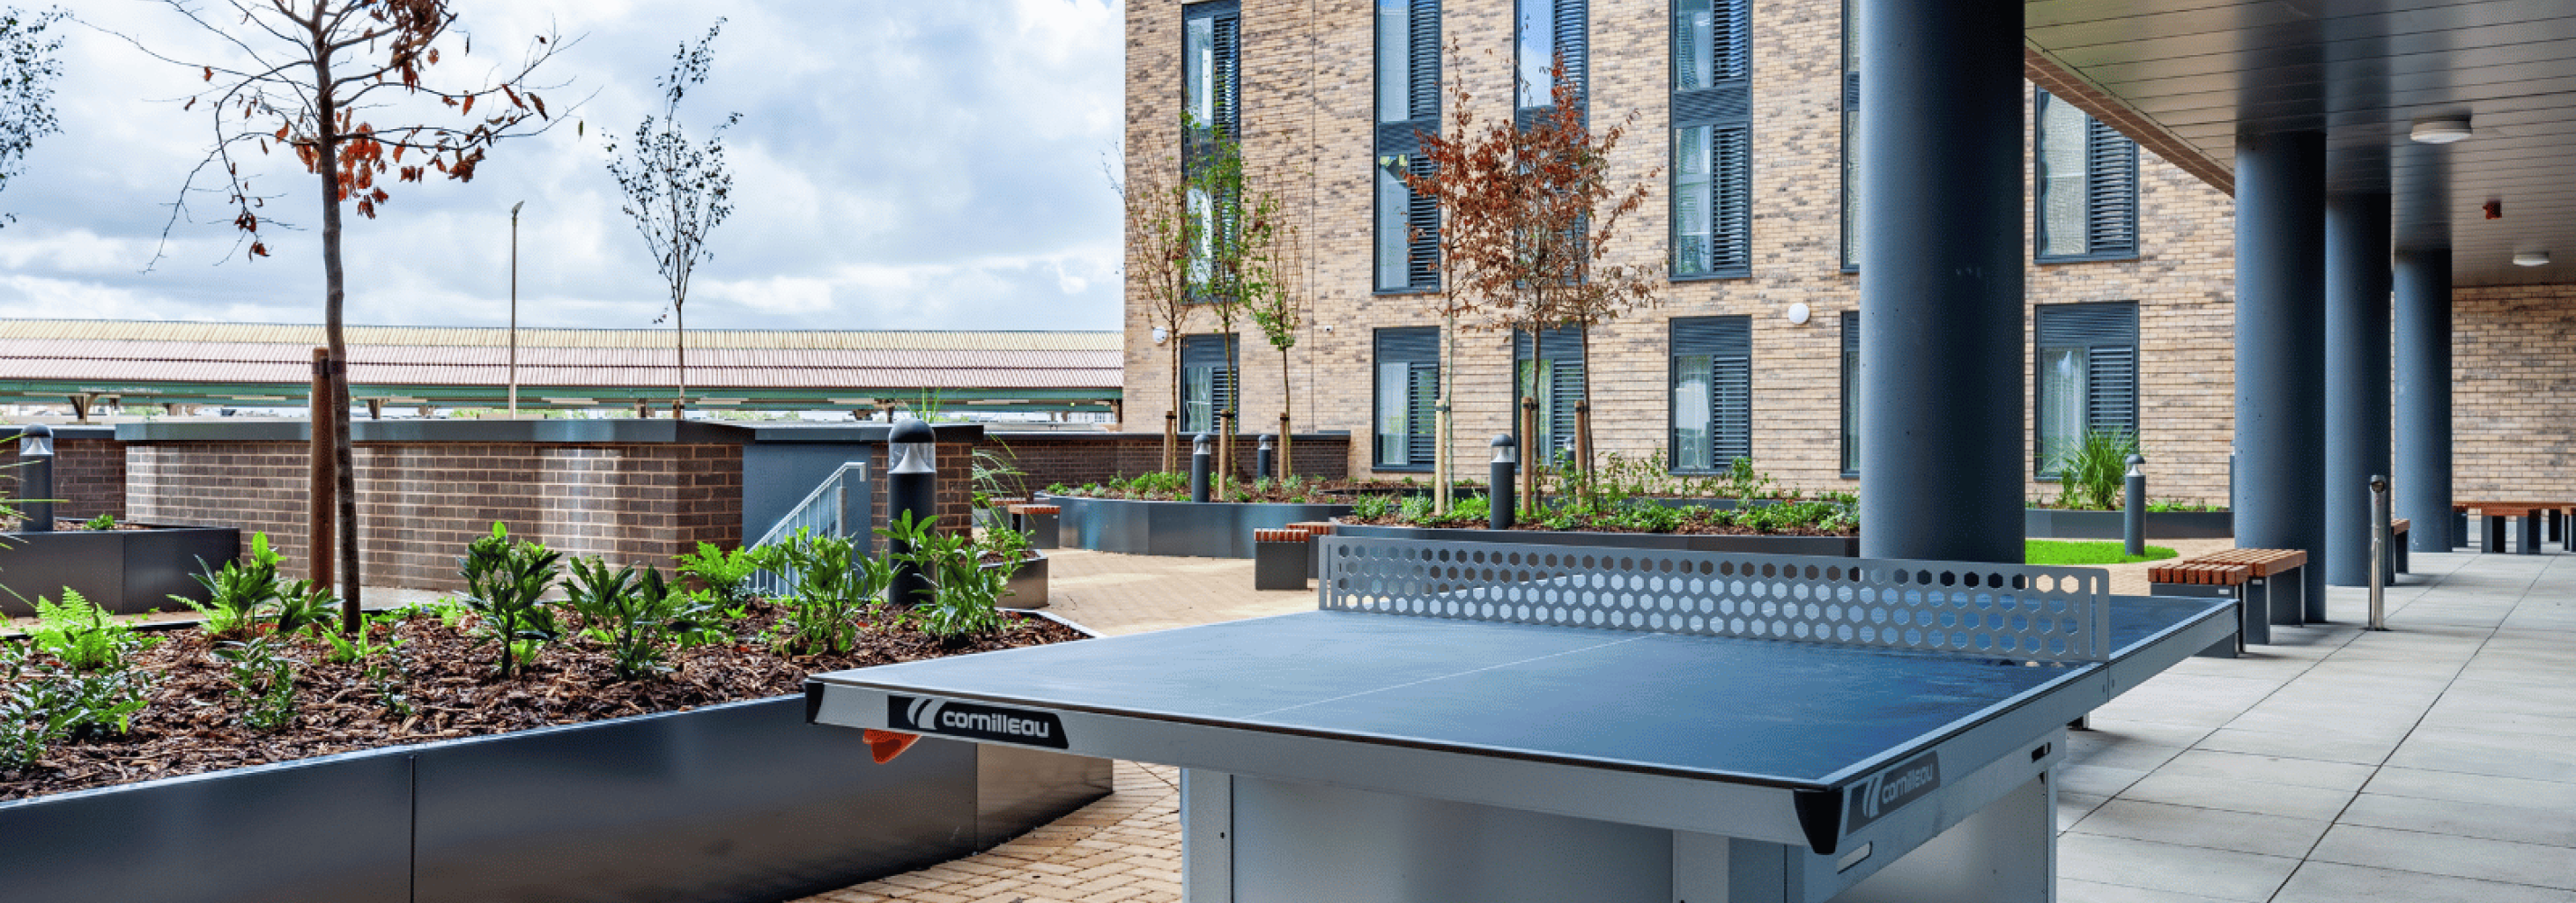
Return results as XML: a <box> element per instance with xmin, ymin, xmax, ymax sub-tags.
<box><xmin>1186</xmin><ymin>116</ymin><xmax>1254</xmax><ymax>493</ymax></box>
<box><xmin>1117</xmin><ymin>159</ymin><xmax>1199</xmax><ymax>471</ymax></box>
<box><xmin>125</xmin><ymin>0</ymin><xmax>574</xmax><ymax>632</ymax></box>
<box><xmin>1246</xmin><ymin>208</ymin><xmax>1308</xmax><ymax>479</ymax></box>
<box><xmin>0</xmin><ymin>5</ymin><xmax>64</xmax><ymax>227</ymax></box>
<box><xmin>608</xmin><ymin>20</ymin><xmax>739</xmax><ymax>417</ymax></box>
<box><xmin>1401</xmin><ymin>39</ymin><xmax>1500</xmax><ymax>515</ymax></box>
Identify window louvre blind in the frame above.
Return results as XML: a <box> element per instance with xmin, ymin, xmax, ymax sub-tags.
<box><xmin>1376</xmin><ymin>0</ymin><xmax>1442</xmax><ymax>293</ymax></box>
<box><xmin>2085</xmin><ymin>116</ymin><xmax>2138</xmax><ymax>254</ymax></box>
<box><xmin>1672</xmin><ymin>316</ymin><xmax>1751</xmax><ymax>469</ymax></box>
<box><xmin>2035</xmin><ymin>303</ymin><xmax>2139</xmax><ymax>473</ymax></box>
<box><xmin>1376</xmin><ymin>328</ymin><xmax>1441</xmax><ymax>469</ymax></box>
<box><xmin>1554</xmin><ymin>0</ymin><xmax>1588</xmax><ymax>100</ymax></box>
<box><xmin>1672</xmin><ymin>0</ymin><xmax>1750</xmax><ymax>278</ymax></box>
<box><xmin>1839</xmin><ymin>310</ymin><xmax>1860</xmax><ymax>474</ymax></box>
<box><xmin>1514</xmin><ymin>326</ymin><xmax>1585</xmax><ymax>460</ymax></box>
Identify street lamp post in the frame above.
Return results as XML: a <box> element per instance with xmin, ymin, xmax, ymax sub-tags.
<box><xmin>509</xmin><ymin>200</ymin><xmax>525</xmax><ymax>418</ymax></box>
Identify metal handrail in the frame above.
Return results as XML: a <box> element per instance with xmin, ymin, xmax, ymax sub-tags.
<box><xmin>745</xmin><ymin>461</ymin><xmax>870</xmax><ymax>600</ymax></box>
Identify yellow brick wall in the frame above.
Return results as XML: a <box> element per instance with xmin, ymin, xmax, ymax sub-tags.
<box><xmin>2450</xmin><ymin>284</ymin><xmax>2576</xmax><ymax>499</ymax></box>
<box><xmin>1124</xmin><ymin>0</ymin><xmax>2241</xmax><ymax>504</ymax></box>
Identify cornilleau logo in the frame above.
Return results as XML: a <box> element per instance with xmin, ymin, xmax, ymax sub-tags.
<box><xmin>888</xmin><ymin>695</ymin><xmax>1069</xmax><ymax>749</ymax></box>
<box><xmin>1843</xmin><ymin>752</ymin><xmax>1940</xmax><ymax>833</ymax></box>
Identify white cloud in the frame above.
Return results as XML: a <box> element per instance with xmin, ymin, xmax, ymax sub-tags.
<box><xmin>1</xmin><ymin>0</ymin><xmax>1127</xmax><ymax>332</ymax></box>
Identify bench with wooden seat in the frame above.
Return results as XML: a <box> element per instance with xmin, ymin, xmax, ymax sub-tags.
<box><xmin>2151</xmin><ymin>547</ymin><xmax>2308</xmax><ymax>644</ymax></box>
<box><xmin>2148</xmin><ymin>561</ymin><xmax>2257</xmax><ymax>654</ymax></box>
<box><xmin>1008</xmin><ymin>503</ymin><xmax>1061</xmax><ymax>549</ymax></box>
<box><xmin>2390</xmin><ymin>518</ymin><xmax>2410</xmax><ymax>574</ymax></box>
<box><xmin>1251</xmin><ymin>527</ymin><xmax>1312</xmax><ymax>590</ymax></box>
<box><xmin>2453</xmin><ymin>501</ymin><xmax>2573</xmax><ymax>554</ymax></box>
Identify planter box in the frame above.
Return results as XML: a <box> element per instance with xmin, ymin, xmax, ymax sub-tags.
<box><xmin>0</xmin><ymin>524</ymin><xmax>238</xmax><ymax>617</ymax></box>
<box><xmin>1330</xmin><ymin>523</ymin><xmax>1859</xmax><ymax>557</ymax></box>
<box><xmin>0</xmin><ymin>619</ymin><xmax>1111</xmax><ymax>903</ymax></box>
<box><xmin>985</xmin><ymin>550</ymin><xmax>1050</xmax><ymax>610</ymax></box>
<box><xmin>1041</xmin><ymin>494</ymin><xmax>1353</xmax><ymax>559</ymax></box>
<box><xmin>2025</xmin><ymin>508</ymin><xmax>2233</xmax><ymax>540</ymax></box>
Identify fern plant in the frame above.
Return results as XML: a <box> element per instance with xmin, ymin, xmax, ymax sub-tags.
<box><xmin>179</xmin><ymin>532</ymin><xmax>284</xmax><ymax>640</ymax></box>
<box><xmin>884</xmin><ymin>513</ymin><xmax>1005</xmax><ymax>643</ymax></box>
<box><xmin>79</xmin><ymin>514</ymin><xmax>116</xmax><ymax>531</ymax></box>
<box><xmin>27</xmin><ymin>589</ymin><xmax>142</xmax><ymax>672</ymax></box>
<box><xmin>457</xmin><ymin>522</ymin><xmax>564</xmax><ymax>677</ymax></box>
<box><xmin>673</xmin><ymin>541</ymin><xmax>761</xmax><ymax>605</ymax></box>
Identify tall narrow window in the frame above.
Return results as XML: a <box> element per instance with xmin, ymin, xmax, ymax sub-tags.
<box><xmin>1373</xmin><ymin>328</ymin><xmax>1440</xmax><ymax>470</ymax></box>
<box><xmin>2035</xmin><ymin>89</ymin><xmax>2139</xmax><ymax>261</ymax></box>
<box><xmin>2034</xmin><ymin>303</ymin><xmax>2138</xmax><ymax>477</ymax></box>
<box><xmin>1375</xmin><ymin>0</ymin><xmax>1441</xmax><ymax>293</ymax></box>
<box><xmin>1839</xmin><ymin>310</ymin><xmax>1860</xmax><ymax>476</ymax></box>
<box><xmin>1670</xmin><ymin>316</ymin><xmax>1751</xmax><ymax>472</ymax></box>
<box><xmin>1512</xmin><ymin>326</ymin><xmax>1585</xmax><ymax>464</ymax></box>
<box><xmin>1181</xmin><ymin>333</ymin><xmax>1238</xmax><ymax>435</ymax></box>
<box><xmin>1838</xmin><ymin>0</ymin><xmax>1860</xmax><ymax>271</ymax></box>
<box><xmin>1671</xmin><ymin>0</ymin><xmax>1750</xmax><ymax>278</ymax></box>
<box><xmin>1517</xmin><ymin>0</ymin><xmax>1585</xmax><ymax>113</ymax></box>
<box><xmin>1184</xmin><ymin>2</ymin><xmax>1241</xmax><ymax>293</ymax></box>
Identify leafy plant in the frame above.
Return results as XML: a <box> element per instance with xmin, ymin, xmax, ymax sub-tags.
<box><xmin>26</xmin><ymin>589</ymin><xmax>143</xmax><ymax>672</ymax></box>
<box><xmin>674</xmin><ymin>541</ymin><xmax>761</xmax><ymax>605</ymax></box>
<box><xmin>78</xmin><ymin>513</ymin><xmax>115</xmax><ymax>531</ymax></box>
<box><xmin>748</xmin><ymin>526</ymin><xmax>892</xmax><ymax>656</ymax></box>
<box><xmin>565</xmin><ymin>557</ymin><xmax>716</xmax><ymax>681</ymax></box>
<box><xmin>970</xmin><ymin>442</ymin><xmax>1031</xmax><ymax>511</ymax></box>
<box><xmin>457</xmin><ymin>522</ymin><xmax>564</xmax><ymax>677</ymax></box>
<box><xmin>1349</xmin><ymin>494</ymin><xmax>1397</xmax><ymax>520</ymax></box>
<box><xmin>215</xmin><ymin>638</ymin><xmax>298</xmax><ymax>733</ymax></box>
<box><xmin>271</xmin><ymin>579</ymin><xmax>340</xmax><ymax>638</ymax></box>
<box><xmin>179</xmin><ymin>532</ymin><xmax>283</xmax><ymax>640</ymax></box>
<box><xmin>1719</xmin><ymin>457</ymin><xmax>1779</xmax><ymax>502</ymax></box>
<box><xmin>0</xmin><ymin>638</ymin><xmax>152</xmax><ymax>772</ymax></box>
<box><xmin>2047</xmin><ymin>428</ymin><xmax>2142</xmax><ymax>512</ymax></box>
<box><xmin>885</xmin><ymin>513</ymin><xmax>1005</xmax><ymax>643</ymax></box>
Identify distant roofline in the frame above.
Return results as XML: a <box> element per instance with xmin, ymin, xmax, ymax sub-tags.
<box><xmin>0</xmin><ymin>319</ymin><xmax>1123</xmax><ymax>351</ymax></box>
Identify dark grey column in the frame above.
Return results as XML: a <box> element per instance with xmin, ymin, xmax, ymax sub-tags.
<box><xmin>2324</xmin><ymin>192</ymin><xmax>2391</xmax><ymax>586</ymax></box>
<box><xmin>1855</xmin><ymin>0</ymin><xmax>2024</xmax><ymax>564</ymax></box>
<box><xmin>2394</xmin><ymin>247</ymin><xmax>2453</xmax><ymax>552</ymax></box>
<box><xmin>2233</xmin><ymin>130</ymin><xmax>2329</xmax><ymax>620</ymax></box>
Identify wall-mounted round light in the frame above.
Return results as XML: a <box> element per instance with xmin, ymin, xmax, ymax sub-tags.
<box><xmin>1152</xmin><ymin>327</ymin><xmax>1169</xmax><ymax>344</ymax></box>
<box><xmin>1786</xmin><ymin>303</ymin><xmax>1812</xmax><ymax>325</ymax></box>
<box><xmin>2410</xmin><ymin>116</ymin><xmax>2473</xmax><ymax>144</ymax></box>
<box><xmin>2514</xmin><ymin>250</ymin><xmax>2550</xmax><ymax>267</ymax></box>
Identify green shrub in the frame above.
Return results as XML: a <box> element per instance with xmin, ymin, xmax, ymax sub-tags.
<box><xmin>270</xmin><ymin>579</ymin><xmax>340</xmax><ymax>638</ymax></box>
<box><xmin>0</xmin><ymin>641</ymin><xmax>152</xmax><ymax>772</ymax></box>
<box><xmin>79</xmin><ymin>514</ymin><xmax>116</xmax><ymax>531</ymax></box>
<box><xmin>884</xmin><ymin>513</ymin><xmax>1004</xmax><ymax>643</ymax></box>
<box><xmin>179</xmin><ymin>532</ymin><xmax>284</xmax><ymax>640</ymax></box>
<box><xmin>565</xmin><ymin>557</ymin><xmax>716</xmax><ymax>681</ymax></box>
<box><xmin>457</xmin><ymin>522</ymin><xmax>564</xmax><ymax>677</ymax></box>
<box><xmin>674</xmin><ymin>541</ymin><xmax>761</xmax><ymax>604</ymax></box>
<box><xmin>748</xmin><ymin>526</ymin><xmax>892</xmax><ymax>656</ymax></box>
<box><xmin>214</xmin><ymin>638</ymin><xmax>298</xmax><ymax>732</ymax></box>
<box><xmin>27</xmin><ymin>589</ymin><xmax>144</xmax><ymax>673</ymax></box>
<box><xmin>2047</xmin><ymin>428</ymin><xmax>2142</xmax><ymax>511</ymax></box>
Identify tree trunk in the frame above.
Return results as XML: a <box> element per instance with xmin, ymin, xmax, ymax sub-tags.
<box><xmin>313</xmin><ymin>49</ymin><xmax>361</xmax><ymax>622</ymax></box>
<box><xmin>675</xmin><ymin>303</ymin><xmax>687</xmax><ymax>414</ymax></box>
<box><xmin>1218</xmin><ymin>331</ymin><xmax>1237</xmax><ymax>497</ymax></box>
<box><xmin>1166</xmin><ymin>338</ymin><xmax>1181</xmax><ymax>472</ymax></box>
<box><xmin>1278</xmin><ymin>348</ymin><xmax>1293</xmax><ymax>481</ymax></box>
<box><xmin>1434</xmin><ymin>312</ymin><xmax>1454</xmax><ymax>515</ymax></box>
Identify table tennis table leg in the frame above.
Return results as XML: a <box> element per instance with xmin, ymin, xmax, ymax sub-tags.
<box><xmin>1181</xmin><ymin>769</ymin><xmax>1234</xmax><ymax>903</ymax></box>
<box><xmin>1821</xmin><ymin>772</ymin><xmax>2055</xmax><ymax>903</ymax></box>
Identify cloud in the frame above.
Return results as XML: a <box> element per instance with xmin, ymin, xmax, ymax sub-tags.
<box><xmin>1</xmin><ymin>0</ymin><xmax>1126</xmax><ymax>332</ymax></box>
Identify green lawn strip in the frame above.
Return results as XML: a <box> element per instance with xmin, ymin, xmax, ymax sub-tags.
<box><xmin>2025</xmin><ymin>539</ymin><xmax>2177</xmax><ymax>565</ymax></box>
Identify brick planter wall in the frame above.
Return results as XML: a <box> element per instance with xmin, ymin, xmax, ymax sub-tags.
<box><xmin>982</xmin><ymin>433</ymin><xmax>1350</xmax><ymax>492</ymax></box>
<box><xmin>127</xmin><ymin>442</ymin><xmax>743</xmax><ymax>591</ymax></box>
<box><xmin>10</xmin><ymin>437</ymin><xmax>126</xmax><ymax>521</ymax></box>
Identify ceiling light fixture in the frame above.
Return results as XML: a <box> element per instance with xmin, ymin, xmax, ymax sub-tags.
<box><xmin>2410</xmin><ymin>116</ymin><xmax>2473</xmax><ymax>144</ymax></box>
<box><xmin>2514</xmin><ymin>250</ymin><xmax>2550</xmax><ymax>267</ymax></box>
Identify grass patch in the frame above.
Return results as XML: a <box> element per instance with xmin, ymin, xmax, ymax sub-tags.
<box><xmin>2026</xmin><ymin>539</ymin><xmax>2177</xmax><ymax>565</ymax></box>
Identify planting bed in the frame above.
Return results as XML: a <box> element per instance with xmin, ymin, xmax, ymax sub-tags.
<box><xmin>0</xmin><ymin>602</ymin><xmax>1081</xmax><ymax>803</ymax></box>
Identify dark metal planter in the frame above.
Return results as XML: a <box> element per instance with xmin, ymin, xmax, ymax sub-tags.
<box><xmin>0</xmin><ymin>624</ymin><xmax>1110</xmax><ymax>903</ymax></box>
<box><xmin>985</xmin><ymin>550</ymin><xmax>1049</xmax><ymax>610</ymax></box>
<box><xmin>1329</xmin><ymin>524</ymin><xmax>1859</xmax><ymax>557</ymax></box>
<box><xmin>1041</xmin><ymin>494</ymin><xmax>1353</xmax><ymax>559</ymax></box>
<box><xmin>0</xmin><ymin>524</ymin><xmax>238</xmax><ymax>617</ymax></box>
<box><xmin>2025</xmin><ymin>508</ymin><xmax>2234</xmax><ymax>540</ymax></box>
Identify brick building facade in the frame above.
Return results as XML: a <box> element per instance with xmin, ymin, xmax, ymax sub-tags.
<box><xmin>1123</xmin><ymin>0</ymin><xmax>2245</xmax><ymax>501</ymax></box>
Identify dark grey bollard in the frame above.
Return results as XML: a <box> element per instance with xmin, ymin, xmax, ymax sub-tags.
<box><xmin>1489</xmin><ymin>434</ymin><xmax>1517</xmax><ymax>531</ymax></box>
<box><xmin>1190</xmin><ymin>433</ymin><xmax>1212</xmax><ymax>504</ymax></box>
<box><xmin>1256</xmin><ymin>434</ymin><xmax>1275</xmax><ymax>483</ymax></box>
<box><xmin>888</xmin><ymin>418</ymin><xmax>938</xmax><ymax>609</ymax></box>
<box><xmin>17</xmin><ymin>424</ymin><xmax>52</xmax><ymax>533</ymax></box>
<box><xmin>2123</xmin><ymin>453</ymin><xmax>2146</xmax><ymax>558</ymax></box>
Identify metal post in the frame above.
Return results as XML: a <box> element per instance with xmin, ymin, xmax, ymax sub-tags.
<box><xmin>2394</xmin><ymin>247</ymin><xmax>2454</xmax><ymax>553</ymax></box>
<box><xmin>1190</xmin><ymin>433</ymin><xmax>1212</xmax><ymax>504</ymax></box>
<box><xmin>2233</xmin><ymin>128</ymin><xmax>2330</xmax><ymax>623</ymax></box>
<box><xmin>2325</xmin><ymin>191</ymin><xmax>2392</xmax><ymax>586</ymax></box>
<box><xmin>1256</xmin><ymin>434</ymin><xmax>1275</xmax><ymax>483</ymax></box>
<box><xmin>2368</xmin><ymin>475</ymin><xmax>2391</xmax><ymax>631</ymax></box>
<box><xmin>2123</xmin><ymin>453</ymin><xmax>2146</xmax><ymax>558</ymax></box>
<box><xmin>888</xmin><ymin>419</ymin><xmax>938</xmax><ymax>609</ymax></box>
<box><xmin>1489</xmin><ymin>434</ymin><xmax>1517</xmax><ymax>531</ymax></box>
<box><xmin>1856</xmin><ymin>0</ymin><xmax>2025</xmax><ymax>564</ymax></box>
<box><xmin>509</xmin><ymin>200</ymin><xmax>524</xmax><ymax>419</ymax></box>
<box><xmin>17</xmin><ymin>423</ymin><xmax>51</xmax><ymax>533</ymax></box>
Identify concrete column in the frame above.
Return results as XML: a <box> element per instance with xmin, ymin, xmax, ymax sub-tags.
<box><xmin>2233</xmin><ymin>130</ymin><xmax>2329</xmax><ymax>620</ymax></box>
<box><xmin>2394</xmin><ymin>247</ymin><xmax>2453</xmax><ymax>552</ymax></box>
<box><xmin>2324</xmin><ymin>192</ymin><xmax>2391</xmax><ymax>586</ymax></box>
<box><xmin>1855</xmin><ymin>0</ymin><xmax>2024</xmax><ymax>564</ymax></box>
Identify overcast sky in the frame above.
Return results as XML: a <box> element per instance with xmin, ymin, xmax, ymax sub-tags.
<box><xmin>0</xmin><ymin>0</ymin><xmax>1125</xmax><ymax>332</ymax></box>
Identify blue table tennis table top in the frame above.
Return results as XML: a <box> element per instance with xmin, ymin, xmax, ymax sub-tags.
<box><xmin>810</xmin><ymin>593</ymin><xmax>2226</xmax><ymax>791</ymax></box>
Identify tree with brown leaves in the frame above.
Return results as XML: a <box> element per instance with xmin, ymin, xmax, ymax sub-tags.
<box><xmin>1399</xmin><ymin>39</ymin><xmax>1497</xmax><ymax>515</ymax></box>
<box><xmin>120</xmin><ymin>0</ymin><xmax>574</xmax><ymax>631</ymax></box>
<box><xmin>1117</xmin><ymin>161</ymin><xmax>1199</xmax><ymax>472</ymax></box>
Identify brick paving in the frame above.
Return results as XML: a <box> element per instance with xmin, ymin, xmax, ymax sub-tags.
<box><xmin>824</xmin><ymin>543</ymin><xmax>2576</xmax><ymax>903</ymax></box>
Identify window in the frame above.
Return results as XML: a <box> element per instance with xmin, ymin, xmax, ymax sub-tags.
<box><xmin>2035</xmin><ymin>89</ymin><xmax>2139</xmax><ymax>261</ymax></box>
<box><xmin>1512</xmin><ymin>326</ymin><xmax>1585</xmax><ymax>463</ymax></box>
<box><xmin>1185</xmin><ymin>2</ymin><xmax>1241</xmax><ymax>292</ymax></box>
<box><xmin>2034</xmin><ymin>303</ymin><xmax>2138</xmax><ymax>477</ymax></box>
<box><xmin>1671</xmin><ymin>0</ymin><xmax>1750</xmax><ymax>278</ymax></box>
<box><xmin>1373</xmin><ymin>328</ymin><xmax>1440</xmax><ymax>470</ymax></box>
<box><xmin>1375</xmin><ymin>0</ymin><xmax>1441</xmax><ymax>293</ymax></box>
<box><xmin>1837</xmin><ymin>0</ymin><xmax>1860</xmax><ymax>271</ymax></box>
<box><xmin>1669</xmin><ymin>316</ymin><xmax>1750</xmax><ymax>472</ymax></box>
<box><xmin>1181</xmin><ymin>333</ymin><xmax>1238</xmax><ymax>435</ymax></box>
<box><xmin>1839</xmin><ymin>310</ymin><xmax>1859</xmax><ymax>476</ymax></box>
<box><xmin>1516</xmin><ymin>0</ymin><xmax>1586</xmax><ymax>114</ymax></box>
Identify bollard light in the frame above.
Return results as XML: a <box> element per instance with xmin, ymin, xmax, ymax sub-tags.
<box><xmin>18</xmin><ymin>423</ymin><xmax>54</xmax><ymax>533</ymax></box>
<box><xmin>1489</xmin><ymin>433</ymin><xmax>1518</xmax><ymax>532</ymax></box>
<box><xmin>887</xmin><ymin>417</ymin><xmax>939</xmax><ymax>608</ymax></box>
<box><xmin>1193</xmin><ymin>433</ymin><xmax>1212</xmax><ymax>457</ymax></box>
<box><xmin>18</xmin><ymin>423</ymin><xmax>51</xmax><ymax>458</ymax></box>
<box><xmin>2123</xmin><ymin>453</ymin><xmax>2148</xmax><ymax>558</ymax></box>
<box><xmin>1490</xmin><ymin>433</ymin><xmax>1517</xmax><ymax>466</ymax></box>
<box><xmin>889</xmin><ymin>417</ymin><xmax>936</xmax><ymax>475</ymax></box>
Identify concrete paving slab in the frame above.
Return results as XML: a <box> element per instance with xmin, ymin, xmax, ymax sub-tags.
<box><xmin>2310</xmin><ymin>824</ymin><xmax>2576</xmax><ymax>890</ymax></box>
<box><xmin>2148</xmin><ymin>749</ymin><xmax>2378</xmax><ymax>792</ymax></box>
<box><xmin>2058</xmin><ymin>878</ymin><xmax>2247</xmax><ymax>903</ymax></box>
<box><xmin>2338</xmin><ymin>792</ymin><xmax>2576</xmax><ymax>849</ymax></box>
<box><xmin>2190</xmin><ymin>727</ymin><xmax>2399</xmax><ymax>766</ymax></box>
<box><xmin>2116</xmin><ymin>772</ymin><xmax>2358</xmax><ymax>821</ymax></box>
<box><xmin>2364</xmin><ymin>766</ymin><xmax>2576</xmax><ymax>811</ymax></box>
<box><xmin>2272</xmin><ymin>861</ymin><xmax>2576</xmax><ymax>903</ymax></box>
<box><xmin>2067</xmin><ymin>798</ymin><xmax>2332</xmax><ymax>859</ymax></box>
<box><xmin>2057</xmin><ymin>833</ymin><xmax>2300</xmax><ymax>902</ymax></box>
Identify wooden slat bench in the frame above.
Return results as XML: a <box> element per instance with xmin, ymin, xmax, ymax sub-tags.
<box><xmin>2150</xmin><ymin>547</ymin><xmax>2308</xmax><ymax>646</ymax></box>
<box><xmin>2453</xmin><ymin>501</ymin><xmax>2575</xmax><ymax>554</ymax></box>
<box><xmin>1252</xmin><ymin>527</ymin><xmax>1311</xmax><ymax>591</ymax></box>
<box><xmin>2147</xmin><ymin>562</ymin><xmax>2255</xmax><ymax>656</ymax></box>
<box><xmin>1008</xmin><ymin>503</ymin><xmax>1061</xmax><ymax>549</ymax></box>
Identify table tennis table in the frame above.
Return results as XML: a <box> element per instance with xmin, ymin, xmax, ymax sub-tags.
<box><xmin>807</xmin><ymin>535</ymin><xmax>2235</xmax><ymax>903</ymax></box>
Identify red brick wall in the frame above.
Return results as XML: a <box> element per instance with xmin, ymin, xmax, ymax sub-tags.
<box><xmin>126</xmin><ymin>442</ymin><xmax>744</xmax><ymax>592</ymax></box>
<box><xmin>981</xmin><ymin>433</ymin><xmax>1351</xmax><ymax>493</ymax></box>
<box><xmin>9</xmin><ymin>438</ymin><xmax>126</xmax><ymax>522</ymax></box>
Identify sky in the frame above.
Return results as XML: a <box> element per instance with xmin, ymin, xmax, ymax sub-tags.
<box><xmin>0</xmin><ymin>0</ymin><xmax>1126</xmax><ymax>332</ymax></box>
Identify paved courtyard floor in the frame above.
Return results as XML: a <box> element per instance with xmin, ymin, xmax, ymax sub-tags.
<box><xmin>797</xmin><ymin>546</ymin><xmax>2573</xmax><ymax>902</ymax></box>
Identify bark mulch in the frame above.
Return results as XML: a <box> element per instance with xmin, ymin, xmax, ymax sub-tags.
<box><xmin>0</xmin><ymin>603</ymin><xmax>1081</xmax><ymax>803</ymax></box>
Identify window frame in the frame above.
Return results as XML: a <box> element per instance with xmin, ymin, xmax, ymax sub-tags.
<box><xmin>1179</xmin><ymin>333</ymin><xmax>1239</xmax><ymax>437</ymax></box>
<box><xmin>2032</xmin><ymin>88</ymin><xmax>2142</xmax><ymax>265</ymax></box>
<box><xmin>1666</xmin><ymin>315</ymin><xmax>1751</xmax><ymax>475</ymax></box>
<box><xmin>1839</xmin><ymin>309</ymin><xmax>1859</xmax><ymax>478</ymax></box>
<box><xmin>2030</xmin><ymin>302</ymin><xmax>2141</xmax><ymax>479</ymax></box>
<box><xmin>1371</xmin><ymin>327</ymin><xmax>1441</xmax><ymax>472</ymax></box>
<box><xmin>1373</xmin><ymin>0</ymin><xmax>1442</xmax><ymax>296</ymax></box>
<box><xmin>1836</xmin><ymin>0</ymin><xmax>1860</xmax><ymax>274</ymax></box>
<box><xmin>1668</xmin><ymin>0</ymin><xmax>1751</xmax><ymax>282</ymax></box>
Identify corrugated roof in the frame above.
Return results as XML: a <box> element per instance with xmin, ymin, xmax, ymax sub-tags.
<box><xmin>0</xmin><ymin>319</ymin><xmax>1121</xmax><ymax>351</ymax></box>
